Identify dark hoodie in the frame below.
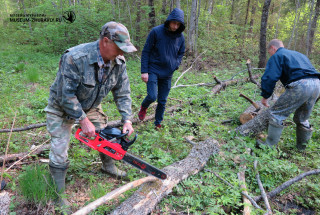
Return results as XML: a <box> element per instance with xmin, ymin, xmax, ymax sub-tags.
<box><xmin>141</xmin><ymin>8</ymin><xmax>185</xmax><ymax>78</ymax></box>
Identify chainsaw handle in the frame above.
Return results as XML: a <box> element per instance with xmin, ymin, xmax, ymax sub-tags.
<box><xmin>116</xmin><ymin>130</ymin><xmax>129</xmax><ymax>139</ymax></box>
<box><xmin>121</xmin><ymin>133</ymin><xmax>138</xmax><ymax>151</ymax></box>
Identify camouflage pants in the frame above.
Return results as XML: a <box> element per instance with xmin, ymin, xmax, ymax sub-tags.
<box><xmin>46</xmin><ymin>105</ymin><xmax>107</xmax><ymax>166</ymax></box>
<box><xmin>269</xmin><ymin>78</ymin><xmax>320</xmax><ymax>127</ymax></box>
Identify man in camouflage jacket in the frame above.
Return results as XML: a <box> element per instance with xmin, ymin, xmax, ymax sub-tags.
<box><xmin>44</xmin><ymin>22</ymin><xmax>137</xmax><ymax>213</ymax></box>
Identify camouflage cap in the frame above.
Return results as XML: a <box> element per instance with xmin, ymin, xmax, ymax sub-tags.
<box><xmin>100</xmin><ymin>21</ymin><xmax>137</xmax><ymax>53</ymax></box>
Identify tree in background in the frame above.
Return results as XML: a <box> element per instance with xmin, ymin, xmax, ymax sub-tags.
<box><xmin>258</xmin><ymin>0</ymin><xmax>272</xmax><ymax>68</ymax></box>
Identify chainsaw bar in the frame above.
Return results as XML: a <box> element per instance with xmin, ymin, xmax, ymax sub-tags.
<box><xmin>122</xmin><ymin>153</ymin><xmax>167</xmax><ymax>180</ymax></box>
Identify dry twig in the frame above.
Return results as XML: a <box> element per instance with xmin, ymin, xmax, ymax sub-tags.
<box><xmin>254</xmin><ymin>169</ymin><xmax>320</xmax><ymax>202</ymax></box>
<box><xmin>254</xmin><ymin>160</ymin><xmax>272</xmax><ymax>214</ymax></box>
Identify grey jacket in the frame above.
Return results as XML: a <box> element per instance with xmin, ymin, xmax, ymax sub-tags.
<box><xmin>45</xmin><ymin>40</ymin><xmax>132</xmax><ymax>122</ymax></box>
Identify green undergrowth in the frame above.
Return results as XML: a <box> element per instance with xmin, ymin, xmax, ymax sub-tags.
<box><xmin>1</xmin><ymin>41</ymin><xmax>320</xmax><ymax>214</ymax></box>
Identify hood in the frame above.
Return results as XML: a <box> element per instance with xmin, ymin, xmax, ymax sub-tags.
<box><xmin>164</xmin><ymin>8</ymin><xmax>185</xmax><ymax>34</ymax></box>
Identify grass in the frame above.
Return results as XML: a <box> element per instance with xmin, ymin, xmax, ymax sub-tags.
<box><xmin>0</xmin><ymin>40</ymin><xmax>320</xmax><ymax>214</ymax></box>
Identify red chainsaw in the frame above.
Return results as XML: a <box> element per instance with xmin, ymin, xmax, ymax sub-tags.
<box><xmin>75</xmin><ymin>127</ymin><xmax>167</xmax><ymax>180</ymax></box>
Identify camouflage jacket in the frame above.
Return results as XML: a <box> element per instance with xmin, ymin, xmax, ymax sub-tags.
<box><xmin>45</xmin><ymin>40</ymin><xmax>132</xmax><ymax>122</ymax></box>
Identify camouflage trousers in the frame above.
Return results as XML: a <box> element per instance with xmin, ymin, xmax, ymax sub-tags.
<box><xmin>46</xmin><ymin>105</ymin><xmax>107</xmax><ymax>166</ymax></box>
<box><xmin>269</xmin><ymin>78</ymin><xmax>320</xmax><ymax>127</ymax></box>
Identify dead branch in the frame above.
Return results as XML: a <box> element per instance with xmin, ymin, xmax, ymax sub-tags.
<box><xmin>246</xmin><ymin>59</ymin><xmax>260</xmax><ymax>88</ymax></box>
<box><xmin>210</xmin><ymin>170</ymin><xmax>263</xmax><ymax>211</ymax></box>
<box><xmin>110</xmin><ymin>138</ymin><xmax>219</xmax><ymax>215</ymax></box>
<box><xmin>254</xmin><ymin>160</ymin><xmax>272</xmax><ymax>214</ymax></box>
<box><xmin>0</xmin><ymin>143</ymin><xmax>50</xmax><ymax>165</ymax></box>
<box><xmin>0</xmin><ymin>123</ymin><xmax>46</xmax><ymax>133</ymax></box>
<box><xmin>4</xmin><ymin>139</ymin><xmax>50</xmax><ymax>172</ymax></box>
<box><xmin>1</xmin><ymin>113</ymin><xmax>16</xmax><ymax>185</ymax></box>
<box><xmin>0</xmin><ymin>113</ymin><xmax>15</xmax><ymax>214</ymax></box>
<box><xmin>72</xmin><ymin>176</ymin><xmax>157</xmax><ymax>215</ymax></box>
<box><xmin>172</xmin><ymin>50</ymin><xmax>207</xmax><ymax>88</ymax></box>
<box><xmin>211</xmin><ymin>74</ymin><xmax>260</xmax><ymax>94</ymax></box>
<box><xmin>254</xmin><ymin>169</ymin><xmax>320</xmax><ymax>203</ymax></box>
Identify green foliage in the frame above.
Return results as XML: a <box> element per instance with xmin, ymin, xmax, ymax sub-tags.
<box><xmin>18</xmin><ymin>164</ymin><xmax>57</xmax><ymax>204</ymax></box>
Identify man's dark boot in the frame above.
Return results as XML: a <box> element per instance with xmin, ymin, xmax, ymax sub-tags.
<box><xmin>296</xmin><ymin>125</ymin><xmax>313</xmax><ymax>151</ymax></box>
<box><xmin>256</xmin><ymin>120</ymin><xmax>284</xmax><ymax>148</ymax></box>
<box><xmin>138</xmin><ymin>106</ymin><xmax>148</xmax><ymax>121</ymax></box>
<box><xmin>99</xmin><ymin>153</ymin><xmax>126</xmax><ymax>177</ymax></box>
<box><xmin>49</xmin><ymin>161</ymin><xmax>72</xmax><ymax>215</ymax></box>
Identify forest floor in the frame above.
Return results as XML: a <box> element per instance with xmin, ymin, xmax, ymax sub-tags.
<box><xmin>1</xmin><ymin>43</ymin><xmax>320</xmax><ymax>215</ymax></box>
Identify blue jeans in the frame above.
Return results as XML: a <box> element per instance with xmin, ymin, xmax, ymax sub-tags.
<box><xmin>141</xmin><ymin>73</ymin><xmax>172</xmax><ymax>125</ymax></box>
<box><xmin>269</xmin><ymin>78</ymin><xmax>320</xmax><ymax>127</ymax></box>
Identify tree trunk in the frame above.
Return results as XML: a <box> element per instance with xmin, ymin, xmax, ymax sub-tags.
<box><xmin>161</xmin><ymin>0</ymin><xmax>167</xmax><ymax>15</ymax></box>
<box><xmin>307</xmin><ymin>0</ymin><xmax>320</xmax><ymax>56</ymax></box>
<box><xmin>244</xmin><ymin>0</ymin><xmax>251</xmax><ymax>26</ymax></box>
<box><xmin>110</xmin><ymin>138</ymin><xmax>220</xmax><ymax>215</ymax></box>
<box><xmin>230</xmin><ymin>0</ymin><xmax>235</xmax><ymax>24</ymax></box>
<box><xmin>148</xmin><ymin>0</ymin><xmax>156</xmax><ymax>30</ymax></box>
<box><xmin>208</xmin><ymin>0</ymin><xmax>214</xmax><ymax>14</ymax></box>
<box><xmin>110</xmin><ymin>0</ymin><xmax>116</xmax><ymax>18</ymax></box>
<box><xmin>135</xmin><ymin>0</ymin><xmax>141</xmax><ymax>49</ymax></box>
<box><xmin>287</xmin><ymin>0</ymin><xmax>300</xmax><ymax>49</ymax></box>
<box><xmin>176</xmin><ymin>0</ymin><xmax>180</xmax><ymax>8</ymax></box>
<box><xmin>274</xmin><ymin>0</ymin><xmax>282</xmax><ymax>38</ymax></box>
<box><xmin>21</xmin><ymin>0</ymin><xmax>32</xmax><ymax>34</ymax></box>
<box><xmin>258</xmin><ymin>0</ymin><xmax>272</xmax><ymax>68</ymax></box>
<box><xmin>194</xmin><ymin>0</ymin><xmax>201</xmax><ymax>53</ymax></box>
<box><xmin>306</xmin><ymin>0</ymin><xmax>315</xmax><ymax>56</ymax></box>
<box><xmin>188</xmin><ymin>0</ymin><xmax>198</xmax><ymax>54</ymax></box>
<box><xmin>249</xmin><ymin>1</ymin><xmax>256</xmax><ymax>34</ymax></box>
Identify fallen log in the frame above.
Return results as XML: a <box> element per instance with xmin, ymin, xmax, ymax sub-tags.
<box><xmin>72</xmin><ymin>176</ymin><xmax>157</xmax><ymax>215</ymax></box>
<box><xmin>0</xmin><ymin>143</ymin><xmax>50</xmax><ymax>165</ymax></box>
<box><xmin>110</xmin><ymin>138</ymin><xmax>220</xmax><ymax>215</ymax></box>
<box><xmin>238</xmin><ymin>148</ymin><xmax>252</xmax><ymax>215</ymax></box>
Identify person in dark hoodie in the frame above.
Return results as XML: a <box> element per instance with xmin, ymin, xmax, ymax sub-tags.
<box><xmin>257</xmin><ymin>39</ymin><xmax>320</xmax><ymax>150</ymax></box>
<box><xmin>138</xmin><ymin>8</ymin><xmax>185</xmax><ymax>129</ymax></box>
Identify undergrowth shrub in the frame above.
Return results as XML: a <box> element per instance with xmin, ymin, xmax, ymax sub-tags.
<box><xmin>18</xmin><ymin>164</ymin><xmax>57</xmax><ymax>204</ymax></box>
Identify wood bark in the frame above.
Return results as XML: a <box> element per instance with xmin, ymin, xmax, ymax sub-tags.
<box><xmin>230</xmin><ymin>0</ymin><xmax>235</xmax><ymax>24</ymax></box>
<box><xmin>135</xmin><ymin>0</ymin><xmax>141</xmax><ymax>49</ymax></box>
<box><xmin>238</xmin><ymin>148</ymin><xmax>252</xmax><ymax>215</ymax></box>
<box><xmin>148</xmin><ymin>0</ymin><xmax>156</xmax><ymax>30</ymax></box>
<box><xmin>208</xmin><ymin>0</ymin><xmax>214</xmax><ymax>14</ymax></box>
<box><xmin>0</xmin><ymin>191</ymin><xmax>10</xmax><ymax>215</ymax></box>
<box><xmin>274</xmin><ymin>0</ymin><xmax>282</xmax><ymax>38</ymax></box>
<box><xmin>110</xmin><ymin>138</ymin><xmax>220</xmax><ymax>215</ymax></box>
<box><xmin>306</xmin><ymin>0</ymin><xmax>315</xmax><ymax>56</ymax></box>
<box><xmin>249</xmin><ymin>1</ymin><xmax>256</xmax><ymax>34</ymax></box>
<box><xmin>188</xmin><ymin>0</ymin><xmax>198</xmax><ymax>53</ymax></box>
<box><xmin>0</xmin><ymin>144</ymin><xmax>50</xmax><ymax>165</ymax></box>
<box><xmin>176</xmin><ymin>0</ymin><xmax>180</xmax><ymax>8</ymax></box>
<box><xmin>72</xmin><ymin>176</ymin><xmax>157</xmax><ymax>215</ymax></box>
<box><xmin>244</xmin><ymin>0</ymin><xmax>251</xmax><ymax>26</ymax></box>
<box><xmin>287</xmin><ymin>0</ymin><xmax>300</xmax><ymax>50</ymax></box>
<box><xmin>258</xmin><ymin>0</ymin><xmax>272</xmax><ymax>68</ymax></box>
<box><xmin>307</xmin><ymin>0</ymin><xmax>320</xmax><ymax>55</ymax></box>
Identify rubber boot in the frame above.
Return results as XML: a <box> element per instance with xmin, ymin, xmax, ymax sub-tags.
<box><xmin>138</xmin><ymin>106</ymin><xmax>148</xmax><ymax>121</ymax></box>
<box><xmin>296</xmin><ymin>125</ymin><xmax>313</xmax><ymax>151</ymax></box>
<box><xmin>49</xmin><ymin>161</ymin><xmax>72</xmax><ymax>215</ymax></box>
<box><xmin>99</xmin><ymin>152</ymin><xmax>127</xmax><ymax>177</ymax></box>
<box><xmin>256</xmin><ymin>120</ymin><xmax>284</xmax><ymax>148</ymax></box>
